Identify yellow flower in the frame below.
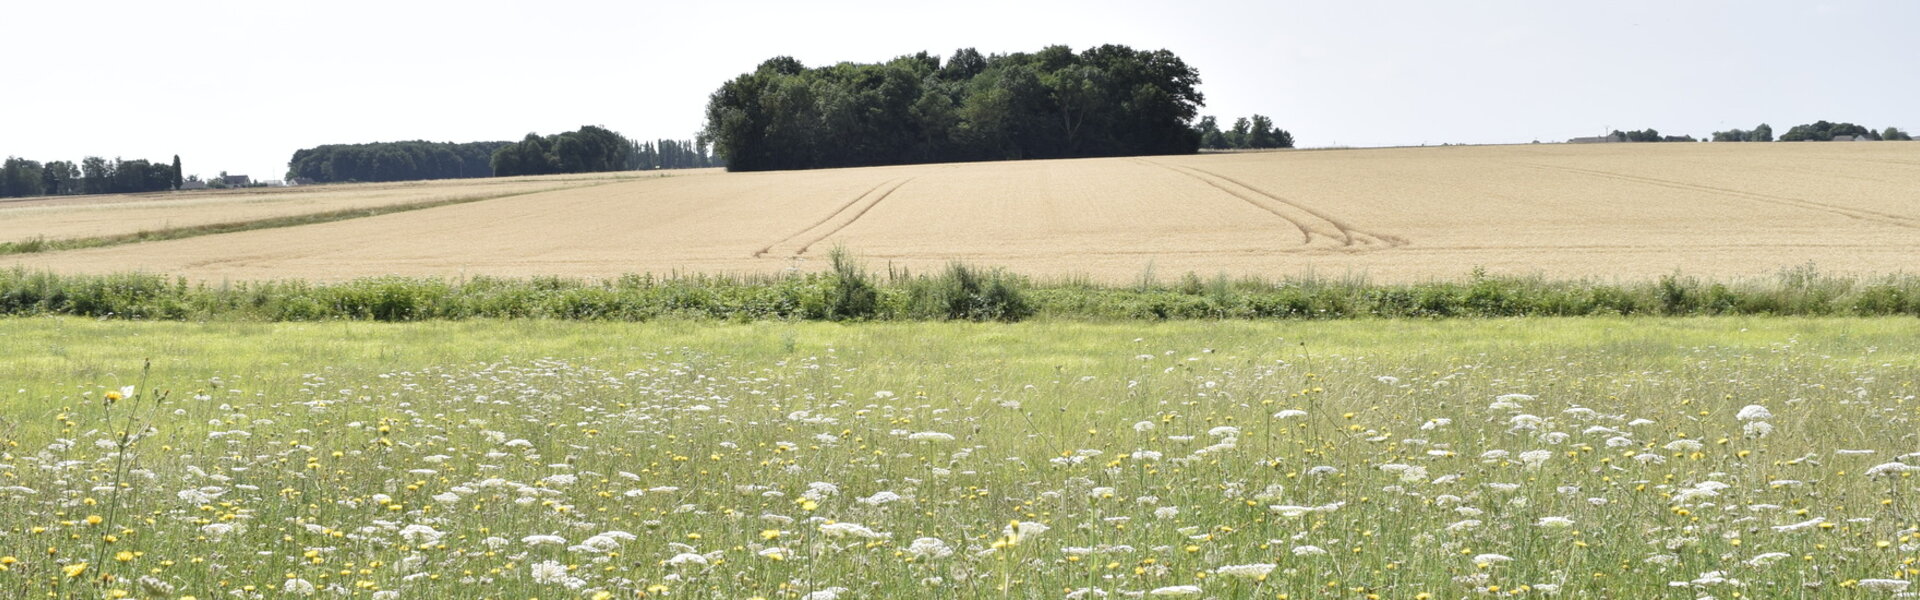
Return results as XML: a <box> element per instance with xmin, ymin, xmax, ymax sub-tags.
<box><xmin>86</xmin><ymin>515</ymin><xmax>104</xmax><ymax>526</ymax></box>
<box><xmin>64</xmin><ymin>562</ymin><xmax>89</xmax><ymax>578</ymax></box>
<box><xmin>760</xmin><ymin>529</ymin><xmax>782</xmax><ymax>540</ymax></box>
<box><xmin>115</xmin><ymin>551</ymin><xmax>135</xmax><ymax>562</ymax></box>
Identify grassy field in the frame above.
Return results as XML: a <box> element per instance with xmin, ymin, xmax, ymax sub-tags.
<box><xmin>9</xmin><ymin>143</ymin><xmax>1920</xmax><ymax>284</ymax></box>
<box><xmin>2</xmin><ymin>317</ymin><xmax>1916</xmax><ymax>598</ymax></box>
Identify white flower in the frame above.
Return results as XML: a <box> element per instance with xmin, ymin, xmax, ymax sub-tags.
<box><xmin>1148</xmin><ymin>585</ymin><xmax>1204</xmax><ymax>596</ymax></box>
<box><xmin>1664</xmin><ymin>439</ymin><xmax>1704</xmax><ymax>452</ymax></box>
<box><xmin>908</xmin><ymin>537</ymin><xmax>953</xmax><ymax>559</ymax></box>
<box><xmin>1866</xmin><ymin>462</ymin><xmax>1920</xmax><ymax>477</ymax></box>
<box><xmin>1473</xmin><ymin>553</ymin><xmax>1514</xmax><ymax>564</ymax></box>
<box><xmin>1743</xmin><ymin>552</ymin><xmax>1791</xmax><ymax>567</ymax></box>
<box><xmin>1291</xmin><ymin>545</ymin><xmax>1328</xmax><ymax>556</ymax></box>
<box><xmin>858</xmin><ymin>491</ymin><xmax>902</xmax><ymax>505</ymax></box>
<box><xmin>1272</xmin><ymin>409</ymin><xmax>1307</xmax><ymax>420</ymax></box>
<box><xmin>282</xmin><ymin>578</ymin><xmax>316</xmax><ymax>596</ymax></box>
<box><xmin>529</xmin><ymin>560</ymin><xmax>567</xmax><ymax>584</ymax></box>
<box><xmin>1743</xmin><ymin>421</ymin><xmax>1774</xmax><ymax>437</ymax></box>
<box><xmin>1133</xmin><ymin>421</ymin><xmax>1156</xmax><ymax>432</ymax></box>
<box><xmin>1856</xmin><ymin>579</ymin><xmax>1910</xmax><ymax>592</ymax></box>
<box><xmin>1004</xmin><ymin>521</ymin><xmax>1049</xmax><ymax>540</ymax></box>
<box><xmin>1207</xmin><ymin>426</ymin><xmax>1240</xmax><ymax>437</ymax></box>
<box><xmin>1214</xmin><ymin>563</ymin><xmax>1275</xmax><ymax>579</ymax></box>
<box><xmin>819</xmin><ymin>522</ymin><xmax>890</xmax><ymax>539</ymax></box>
<box><xmin>522</xmin><ymin>534</ymin><xmax>567</xmax><ymax>546</ymax></box>
<box><xmin>666</xmin><ymin>552</ymin><xmax>708</xmax><ymax>567</ymax></box>
<box><xmin>398</xmin><ymin>524</ymin><xmax>443</xmax><ymax>545</ymax></box>
<box><xmin>803</xmin><ymin>588</ymin><xmax>849</xmax><ymax>600</ymax></box>
<box><xmin>1518</xmin><ymin>450</ymin><xmax>1552</xmax><ymax>469</ymax></box>
<box><xmin>1771</xmin><ymin>517</ymin><xmax>1824</xmax><ymax>532</ymax></box>
<box><xmin>1735</xmin><ymin>405</ymin><xmax>1772</xmax><ymax>421</ymax></box>
<box><xmin>1536</xmin><ymin>516</ymin><xmax>1574</xmax><ymax>528</ymax></box>
<box><xmin>907</xmin><ymin>431</ymin><xmax>954</xmax><ymax>442</ymax></box>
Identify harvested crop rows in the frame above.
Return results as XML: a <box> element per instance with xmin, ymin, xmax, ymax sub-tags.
<box><xmin>8</xmin><ymin>143</ymin><xmax>1918</xmax><ymax>283</ymax></box>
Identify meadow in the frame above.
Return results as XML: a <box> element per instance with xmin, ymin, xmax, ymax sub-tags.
<box><xmin>1</xmin><ymin>317</ymin><xmax>1916</xmax><ymax>598</ymax></box>
<box><xmin>8</xmin><ymin>143</ymin><xmax>1918</xmax><ymax>284</ymax></box>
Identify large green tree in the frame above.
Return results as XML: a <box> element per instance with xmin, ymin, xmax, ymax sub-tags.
<box><xmin>703</xmin><ymin>45</ymin><xmax>1206</xmax><ymax>171</ymax></box>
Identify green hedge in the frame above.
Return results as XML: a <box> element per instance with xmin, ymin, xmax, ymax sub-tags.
<box><xmin>2</xmin><ymin>267</ymin><xmax>1915</xmax><ymax>322</ymax></box>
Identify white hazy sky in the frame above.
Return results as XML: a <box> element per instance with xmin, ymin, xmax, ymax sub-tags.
<box><xmin>3</xmin><ymin>0</ymin><xmax>1913</xmax><ymax>180</ymax></box>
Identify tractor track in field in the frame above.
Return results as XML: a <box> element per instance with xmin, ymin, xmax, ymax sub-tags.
<box><xmin>1141</xmin><ymin>159</ymin><xmax>1404</xmax><ymax>249</ymax></box>
<box><xmin>754</xmin><ymin>177</ymin><xmax>915</xmax><ymax>258</ymax></box>
<box><xmin>1523</xmin><ymin>162</ymin><xmax>1920</xmax><ymax>229</ymax></box>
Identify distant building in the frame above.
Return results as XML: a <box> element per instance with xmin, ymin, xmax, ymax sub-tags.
<box><xmin>222</xmin><ymin>174</ymin><xmax>251</xmax><ymax>186</ymax></box>
<box><xmin>1568</xmin><ymin>134</ymin><xmax>1622</xmax><ymax>144</ymax></box>
<box><xmin>179</xmin><ymin>180</ymin><xmax>209</xmax><ymax>190</ymax></box>
<box><xmin>288</xmin><ymin>177</ymin><xmax>316</xmax><ymax>186</ymax></box>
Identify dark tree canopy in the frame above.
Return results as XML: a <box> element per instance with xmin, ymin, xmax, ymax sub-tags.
<box><xmin>1712</xmin><ymin>123</ymin><xmax>1773</xmax><ymax>142</ymax></box>
<box><xmin>1</xmin><ymin>155</ymin><xmax>176</xmax><ymax>198</ymax></box>
<box><xmin>287</xmin><ymin>141</ymin><xmax>509</xmax><ymax>183</ymax></box>
<box><xmin>1194</xmin><ymin>114</ymin><xmax>1294</xmax><ymax>150</ymax></box>
<box><xmin>703</xmin><ymin>44</ymin><xmax>1206</xmax><ymax>171</ymax></box>
<box><xmin>1779</xmin><ymin>120</ymin><xmax>1879</xmax><ymax>141</ymax></box>
<box><xmin>490</xmin><ymin>126</ymin><xmax>641</xmax><ymax>177</ymax></box>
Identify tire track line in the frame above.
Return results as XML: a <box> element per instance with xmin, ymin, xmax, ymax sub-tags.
<box><xmin>1136</xmin><ymin>159</ymin><xmax>1310</xmax><ymax>244</ymax></box>
<box><xmin>1523</xmin><ymin>162</ymin><xmax>1920</xmax><ymax>228</ymax></box>
<box><xmin>1184</xmin><ymin>164</ymin><xmax>1408</xmax><ymax>247</ymax></box>
<box><xmin>1142</xmin><ymin>159</ymin><xmax>1404</xmax><ymax>248</ymax></box>
<box><xmin>791</xmin><ymin>175</ymin><xmax>917</xmax><ymax>255</ymax></box>
<box><xmin>753</xmin><ymin>178</ymin><xmax>897</xmax><ymax>258</ymax></box>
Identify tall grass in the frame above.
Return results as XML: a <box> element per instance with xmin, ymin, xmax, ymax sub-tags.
<box><xmin>1</xmin><ymin>265</ymin><xmax>1915</xmax><ymax>322</ymax></box>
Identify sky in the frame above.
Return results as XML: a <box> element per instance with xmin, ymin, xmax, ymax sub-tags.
<box><xmin>2</xmin><ymin>0</ymin><xmax>1913</xmax><ymax>180</ymax></box>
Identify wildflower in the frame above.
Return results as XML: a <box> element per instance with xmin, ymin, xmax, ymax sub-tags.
<box><xmin>1735</xmin><ymin>405</ymin><xmax>1772</xmax><ymax>421</ymax></box>
<box><xmin>907</xmin><ymin>537</ymin><xmax>953</xmax><ymax>559</ymax></box>
<box><xmin>802</xmin><ymin>588</ymin><xmax>849</xmax><ymax>600</ymax></box>
<box><xmin>907</xmin><ymin>431</ymin><xmax>955</xmax><ymax>442</ymax></box>
<box><xmin>529</xmin><ymin>560</ymin><xmax>568</xmax><ymax>585</ymax></box>
<box><xmin>63</xmin><ymin>563</ymin><xmax>88</xmax><ymax>578</ymax></box>
<box><xmin>1291</xmin><ymin>545</ymin><xmax>1328</xmax><ymax>556</ymax></box>
<box><xmin>1536</xmin><ymin>516</ymin><xmax>1574</xmax><ymax>528</ymax></box>
<box><xmin>819</xmin><ymin>522</ymin><xmax>890</xmax><ymax>539</ymax></box>
<box><xmin>1272</xmin><ymin>409</ymin><xmax>1307</xmax><ymax>420</ymax></box>
<box><xmin>1148</xmin><ymin>585</ymin><xmax>1204</xmax><ymax>596</ymax></box>
<box><xmin>282</xmin><ymin>578</ymin><xmax>316</xmax><ymax>596</ymax></box>
<box><xmin>1215</xmin><ymin>563</ymin><xmax>1275</xmax><ymax>579</ymax></box>
<box><xmin>1856</xmin><ymin>579</ymin><xmax>1910</xmax><ymax>592</ymax></box>
<box><xmin>665</xmin><ymin>553</ymin><xmax>708</xmax><ymax>567</ymax></box>
<box><xmin>1518</xmin><ymin>450</ymin><xmax>1552</xmax><ymax>469</ymax></box>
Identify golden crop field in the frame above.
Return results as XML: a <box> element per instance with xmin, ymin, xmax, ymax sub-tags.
<box><xmin>8</xmin><ymin>143</ymin><xmax>1918</xmax><ymax>283</ymax></box>
<box><xmin>0</xmin><ymin>171</ymin><xmax>661</xmax><ymax>244</ymax></box>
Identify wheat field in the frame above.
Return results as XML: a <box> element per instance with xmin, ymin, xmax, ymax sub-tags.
<box><xmin>7</xmin><ymin>143</ymin><xmax>1917</xmax><ymax>283</ymax></box>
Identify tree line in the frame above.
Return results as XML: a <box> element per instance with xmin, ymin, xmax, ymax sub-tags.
<box><xmin>287</xmin><ymin>141</ymin><xmax>508</xmax><ymax>183</ymax></box>
<box><xmin>1712</xmin><ymin>121</ymin><xmax>1909</xmax><ymax>142</ymax></box>
<box><xmin>1194</xmin><ymin>115</ymin><xmax>1294</xmax><ymax>150</ymax></box>
<box><xmin>490</xmin><ymin>126</ymin><xmax>635</xmax><ymax>177</ymax></box>
<box><xmin>703</xmin><ymin>44</ymin><xmax>1208</xmax><ymax>171</ymax></box>
<box><xmin>1</xmin><ymin>154</ymin><xmax>182</xmax><ymax>198</ymax></box>
<box><xmin>628</xmin><ymin>139</ymin><xmax>720</xmax><ymax>170</ymax></box>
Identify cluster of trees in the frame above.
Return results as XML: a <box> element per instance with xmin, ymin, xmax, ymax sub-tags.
<box><xmin>1712</xmin><ymin>121</ymin><xmax>1911</xmax><ymax>142</ymax></box>
<box><xmin>703</xmin><ymin>44</ymin><xmax>1206</xmax><ymax>171</ymax></box>
<box><xmin>1712</xmin><ymin>124</ymin><xmax>1774</xmax><ymax>142</ymax></box>
<box><xmin>287</xmin><ymin>141</ymin><xmax>508</xmax><ymax>183</ymax></box>
<box><xmin>490</xmin><ymin>126</ymin><xmax>636</xmax><ymax>177</ymax></box>
<box><xmin>1777</xmin><ymin>121</ymin><xmax>1910</xmax><ymax>142</ymax></box>
<box><xmin>628</xmin><ymin>139</ymin><xmax>721</xmax><ymax>170</ymax></box>
<box><xmin>1608</xmin><ymin>129</ymin><xmax>1696</xmax><ymax>143</ymax></box>
<box><xmin>1</xmin><ymin>155</ymin><xmax>182</xmax><ymax>198</ymax></box>
<box><xmin>1193</xmin><ymin>115</ymin><xmax>1294</xmax><ymax>150</ymax></box>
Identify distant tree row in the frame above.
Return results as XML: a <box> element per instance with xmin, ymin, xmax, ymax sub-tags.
<box><xmin>287</xmin><ymin>141</ymin><xmax>508</xmax><ymax>184</ymax></box>
<box><xmin>703</xmin><ymin>44</ymin><xmax>1206</xmax><ymax>171</ymax></box>
<box><xmin>1712</xmin><ymin>123</ymin><xmax>1774</xmax><ymax>142</ymax></box>
<box><xmin>1</xmin><ymin>155</ymin><xmax>181</xmax><ymax>198</ymax></box>
<box><xmin>1711</xmin><ymin>121</ymin><xmax>1910</xmax><ymax>142</ymax></box>
<box><xmin>1607</xmin><ymin>129</ymin><xmax>1696</xmax><ymax>143</ymax></box>
<box><xmin>490</xmin><ymin>126</ymin><xmax>636</xmax><ymax>177</ymax></box>
<box><xmin>1193</xmin><ymin>115</ymin><xmax>1294</xmax><ymax>150</ymax></box>
<box><xmin>626</xmin><ymin>139</ymin><xmax>721</xmax><ymax>170</ymax></box>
